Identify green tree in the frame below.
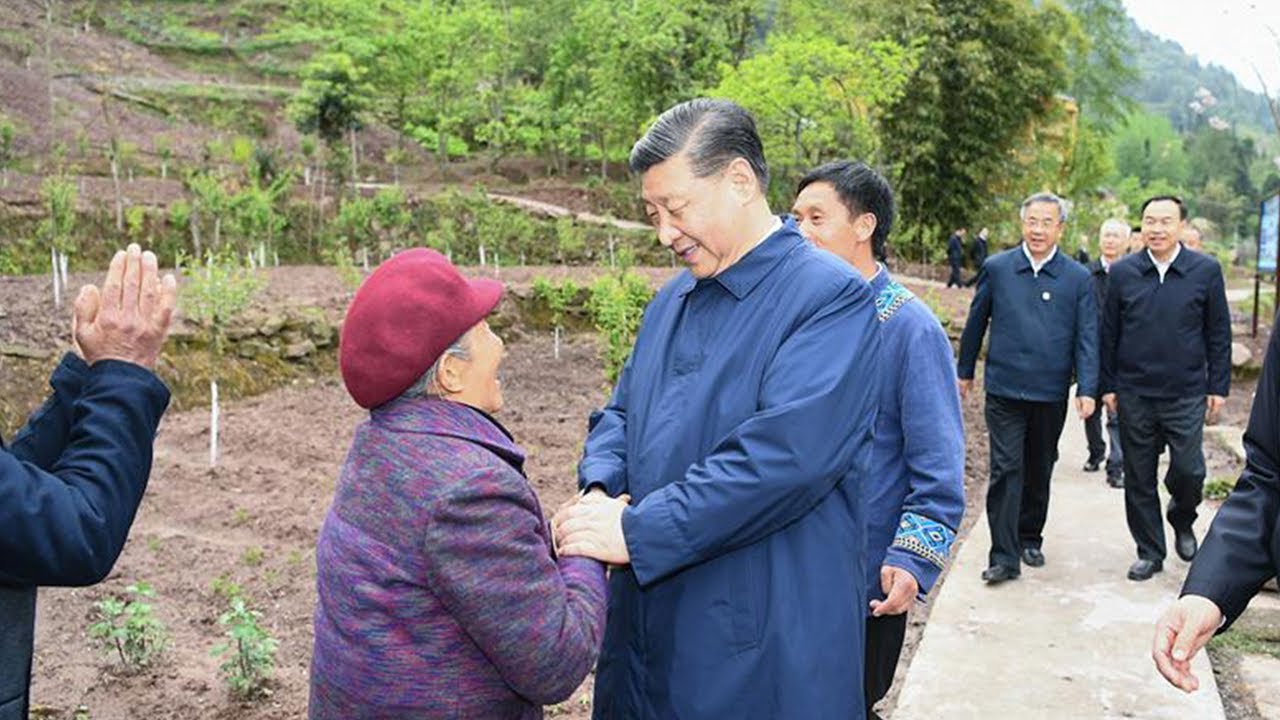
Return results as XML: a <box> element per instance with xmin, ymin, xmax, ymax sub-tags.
<box><xmin>878</xmin><ymin>0</ymin><xmax>1068</xmax><ymax>258</ymax></box>
<box><xmin>712</xmin><ymin>33</ymin><xmax>918</xmax><ymax>200</ymax></box>
<box><xmin>288</xmin><ymin>50</ymin><xmax>370</xmax><ymax>193</ymax></box>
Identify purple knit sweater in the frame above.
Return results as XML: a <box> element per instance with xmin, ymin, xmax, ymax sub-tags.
<box><xmin>309</xmin><ymin>397</ymin><xmax>607</xmax><ymax>719</ymax></box>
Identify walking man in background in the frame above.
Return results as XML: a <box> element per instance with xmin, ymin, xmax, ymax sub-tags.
<box><xmin>793</xmin><ymin>160</ymin><xmax>965</xmax><ymax>720</ymax></box>
<box><xmin>958</xmin><ymin>192</ymin><xmax>1098</xmax><ymax>585</ymax></box>
<box><xmin>1101</xmin><ymin>195</ymin><xmax>1231</xmax><ymax>582</ymax></box>
<box><xmin>1083</xmin><ymin>218</ymin><xmax>1129</xmax><ymax>488</ymax></box>
<box><xmin>946</xmin><ymin>227</ymin><xmax>967</xmax><ymax>288</ymax></box>
<box><xmin>1181</xmin><ymin>224</ymin><xmax>1204</xmax><ymax>252</ymax></box>
<box><xmin>965</xmin><ymin>228</ymin><xmax>990</xmax><ymax>287</ymax></box>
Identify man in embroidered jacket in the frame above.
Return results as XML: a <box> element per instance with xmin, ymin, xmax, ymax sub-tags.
<box><xmin>793</xmin><ymin>161</ymin><xmax>966</xmax><ymax>720</ymax></box>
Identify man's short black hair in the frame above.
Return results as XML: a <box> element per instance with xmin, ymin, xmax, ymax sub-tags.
<box><xmin>1140</xmin><ymin>195</ymin><xmax>1188</xmax><ymax>220</ymax></box>
<box><xmin>629</xmin><ymin>98</ymin><xmax>770</xmax><ymax>192</ymax></box>
<box><xmin>796</xmin><ymin>160</ymin><xmax>895</xmax><ymax>261</ymax></box>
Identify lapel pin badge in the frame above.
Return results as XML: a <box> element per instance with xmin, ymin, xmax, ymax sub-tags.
<box><xmin>1041</xmin><ymin>291</ymin><xmax>1051</xmax><ymax>302</ymax></box>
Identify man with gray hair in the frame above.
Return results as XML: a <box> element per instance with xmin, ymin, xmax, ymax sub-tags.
<box><xmin>554</xmin><ymin>98</ymin><xmax>882</xmax><ymax>718</ymax></box>
<box><xmin>958</xmin><ymin>192</ymin><xmax>1098</xmax><ymax>584</ymax></box>
<box><xmin>1082</xmin><ymin>218</ymin><xmax>1130</xmax><ymax>487</ymax></box>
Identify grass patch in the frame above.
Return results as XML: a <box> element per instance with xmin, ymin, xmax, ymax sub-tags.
<box><xmin>1205</xmin><ymin>475</ymin><xmax>1239</xmax><ymax>501</ymax></box>
<box><xmin>1210</xmin><ymin>629</ymin><xmax>1280</xmax><ymax>661</ymax></box>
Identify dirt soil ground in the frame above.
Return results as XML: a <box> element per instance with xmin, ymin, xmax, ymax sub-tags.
<box><xmin>0</xmin><ymin>268</ymin><xmax>1254</xmax><ymax>718</ymax></box>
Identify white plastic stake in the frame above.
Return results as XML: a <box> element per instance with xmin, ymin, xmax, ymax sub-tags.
<box><xmin>554</xmin><ymin>325</ymin><xmax>561</xmax><ymax>360</ymax></box>
<box><xmin>479</xmin><ymin>244</ymin><xmax>487</xmax><ymax>267</ymax></box>
<box><xmin>258</xmin><ymin>243</ymin><xmax>266</xmax><ymax>268</ymax></box>
<box><xmin>273</xmin><ymin>251</ymin><xmax>279</xmax><ymax>267</ymax></box>
<box><xmin>209</xmin><ymin>379</ymin><xmax>220</xmax><ymax>468</ymax></box>
<box><xmin>609</xmin><ymin>236</ymin><xmax>616</xmax><ymax>269</ymax></box>
<box><xmin>361</xmin><ymin>247</ymin><xmax>370</xmax><ymax>273</ymax></box>
<box><xmin>51</xmin><ymin>246</ymin><xmax>60</xmax><ymax>308</ymax></box>
<box><xmin>58</xmin><ymin>252</ymin><xmax>68</xmax><ymax>291</ymax></box>
<box><xmin>494</xmin><ymin>251</ymin><xmax>501</xmax><ymax>277</ymax></box>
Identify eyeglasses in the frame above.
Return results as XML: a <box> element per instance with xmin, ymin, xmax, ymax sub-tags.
<box><xmin>1022</xmin><ymin>218</ymin><xmax>1060</xmax><ymax>230</ymax></box>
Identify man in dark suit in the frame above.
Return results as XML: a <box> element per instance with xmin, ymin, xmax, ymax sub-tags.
<box><xmin>1152</xmin><ymin>324</ymin><xmax>1280</xmax><ymax>693</ymax></box>
<box><xmin>946</xmin><ymin>227</ymin><xmax>967</xmax><ymax>288</ymax></box>
<box><xmin>1082</xmin><ymin>219</ymin><xmax>1129</xmax><ymax>487</ymax></box>
<box><xmin>964</xmin><ymin>228</ymin><xmax>989</xmax><ymax>287</ymax></box>
<box><xmin>958</xmin><ymin>193</ymin><xmax>1098</xmax><ymax>584</ymax></box>
<box><xmin>1100</xmin><ymin>195</ymin><xmax>1231</xmax><ymax>582</ymax></box>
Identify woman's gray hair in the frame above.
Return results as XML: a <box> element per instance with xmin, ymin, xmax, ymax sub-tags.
<box><xmin>400</xmin><ymin>330</ymin><xmax>472</xmax><ymax>401</ymax></box>
<box><xmin>1019</xmin><ymin>192</ymin><xmax>1071</xmax><ymax>223</ymax></box>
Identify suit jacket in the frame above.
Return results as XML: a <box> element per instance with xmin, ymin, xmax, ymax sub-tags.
<box><xmin>957</xmin><ymin>246</ymin><xmax>1099</xmax><ymax>401</ymax></box>
<box><xmin>1086</xmin><ymin>258</ymin><xmax>1111</xmax><ymax>319</ymax></box>
<box><xmin>1183</xmin><ymin>327</ymin><xmax>1280</xmax><ymax>629</ymax></box>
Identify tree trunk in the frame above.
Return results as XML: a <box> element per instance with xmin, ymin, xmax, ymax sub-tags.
<box><xmin>349</xmin><ymin>127</ymin><xmax>358</xmax><ymax>185</ymax></box>
<box><xmin>110</xmin><ymin>156</ymin><xmax>124</xmax><ymax>232</ymax></box>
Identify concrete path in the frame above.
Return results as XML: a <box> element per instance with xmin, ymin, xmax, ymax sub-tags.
<box><xmin>894</xmin><ymin>409</ymin><xmax>1225</xmax><ymax>720</ymax></box>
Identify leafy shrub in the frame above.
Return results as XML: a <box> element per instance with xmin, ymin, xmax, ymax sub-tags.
<box><xmin>213</xmin><ymin>597</ymin><xmax>279</xmax><ymax>699</ymax></box>
<box><xmin>88</xmin><ymin>582</ymin><xmax>169</xmax><ymax>672</ymax></box>
<box><xmin>588</xmin><ymin>271</ymin><xmax>654</xmax><ymax>385</ymax></box>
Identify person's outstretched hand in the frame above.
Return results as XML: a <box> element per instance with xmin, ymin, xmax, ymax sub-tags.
<box><xmin>1076</xmin><ymin>396</ymin><xmax>1097</xmax><ymax>420</ymax></box>
<box><xmin>74</xmin><ymin>244</ymin><xmax>177</xmax><ymax>370</ymax></box>
<box><xmin>1152</xmin><ymin>595</ymin><xmax>1223</xmax><ymax>693</ymax></box>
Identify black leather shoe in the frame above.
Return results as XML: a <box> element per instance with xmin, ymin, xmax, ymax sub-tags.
<box><xmin>1021</xmin><ymin>547</ymin><xmax>1046</xmax><ymax>567</ymax></box>
<box><xmin>1174</xmin><ymin>526</ymin><xmax>1198</xmax><ymax>562</ymax></box>
<box><xmin>1106</xmin><ymin>473</ymin><xmax>1124</xmax><ymax>489</ymax></box>
<box><xmin>982</xmin><ymin>565</ymin><xmax>1020</xmax><ymax>584</ymax></box>
<box><xmin>1127</xmin><ymin>559</ymin><xmax>1163</xmax><ymax>581</ymax></box>
<box><xmin>1083</xmin><ymin>459</ymin><xmax>1102</xmax><ymax>472</ymax></box>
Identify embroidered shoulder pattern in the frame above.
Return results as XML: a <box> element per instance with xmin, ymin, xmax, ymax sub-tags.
<box><xmin>875</xmin><ymin>281</ymin><xmax>915</xmax><ymax>323</ymax></box>
<box><xmin>892</xmin><ymin>511</ymin><xmax>956</xmax><ymax>569</ymax></box>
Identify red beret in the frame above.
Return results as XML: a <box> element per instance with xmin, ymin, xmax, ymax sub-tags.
<box><xmin>339</xmin><ymin>248</ymin><xmax>503</xmax><ymax>409</ymax></box>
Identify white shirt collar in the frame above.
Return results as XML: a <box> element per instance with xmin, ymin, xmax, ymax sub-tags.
<box><xmin>1021</xmin><ymin>243</ymin><xmax>1057</xmax><ymax>276</ymax></box>
<box><xmin>1147</xmin><ymin>244</ymin><xmax>1181</xmax><ymax>283</ymax></box>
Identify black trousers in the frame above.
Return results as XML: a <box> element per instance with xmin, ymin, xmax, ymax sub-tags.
<box><xmin>1117</xmin><ymin>394</ymin><xmax>1206</xmax><ymax>561</ymax></box>
<box><xmin>985</xmin><ymin>394</ymin><xmax>1069</xmax><ymax>569</ymax></box>
<box><xmin>1083</xmin><ymin>405</ymin><xmax>1124</xmax><ymax>476</ymax></box>
<box><xmin>864</xmin><ymin>612</ymin><xmax>908</xmax><ymax>719</ymax></box>
<box><xmin>946</xmin><ymin>262</ymin><xmax>964</xmax><ymax>288</ymax></box>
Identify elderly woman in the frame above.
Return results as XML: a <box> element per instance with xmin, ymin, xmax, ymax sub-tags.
<box><xmin>309</xmin><ymin>249</ymin><xmax>607</xmax><ymax>719</ymax></box>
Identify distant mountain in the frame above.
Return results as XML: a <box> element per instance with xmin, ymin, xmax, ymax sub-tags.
<box><xmin>1125</xmin><ymin>17</ymin><xmax>1275</xmax><ymax>134</ymax></box>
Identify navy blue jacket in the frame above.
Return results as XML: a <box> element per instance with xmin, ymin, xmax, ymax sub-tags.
<box><xmin>958</xmin><ymin>246</ymin><xmax>1099</xmax><ymax>401</ymax></box>
<box><xmin>580</xmin><ymin>220</ymin><xmax>881</xmax><ymax>719</ymax></box>
<box><xmin>971</xmin><ymin>236</ymin><xmax>989</xmax><ymax>267</ymax></box>
<box><xmin>1100</xmin><ymin>248</ymin><xmax>1231</xmax><ymax>399</ymax></box>
<box><xmin>1182</xmin><ymin>326</ymin><xmax>1280</xmax><ymax>629</ymax></box>
<box><xmin>947</xmin><ymin>233</ymin><xmax>964</xmax><ymax>267</ymax></box>
<box><xmin>0</xmin><ymin>355</ymin><xmax>169</xmax><ymax>720</ymax></box>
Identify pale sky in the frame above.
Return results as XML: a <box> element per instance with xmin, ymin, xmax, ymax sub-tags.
<box><xmin>1123</xmin><ymin>0</ymin><xmax>1280</xmax><ymax>96</ymax></box>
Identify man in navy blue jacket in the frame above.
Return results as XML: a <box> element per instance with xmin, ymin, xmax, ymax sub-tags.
<box><xmin>1</xmin><ymin>244</ymin><xmax>176</xmax><ymax>720</ymax></box>
<box><xmin>1100</xmin><ymin>196</ymin><xmax>1231</xmax><ymax>582</ymax></box>
<box><xmin>958</xmin><ymin>192</ymin><xmax>1098</xmax><ymax>584</ymax></box>
<box><xmin>1152</xmin><ymin>319</ymin><xmax>1280</xmax><ymax>694</ymax></box>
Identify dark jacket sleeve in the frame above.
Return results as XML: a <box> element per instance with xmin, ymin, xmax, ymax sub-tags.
<box><xmin>1099</xmin><ymin>269</ymin><xmax>1122</xmax><ymax>396</ymax></box>
<box><xmin>1181</xmin><ymin>329</ymin><xmax>1280</xmax><ymax>629</ymax></box>
<box><xmin>957</xmin><ymin>261</ymin><xmax>992</xmax><ymax>380</ymax></box>
<box><xmin>8</xmin><ymin>354</ymin><xmax>91</xmax><ymax>470</ymax></box>
<box><xmin>1205</xmin><ymin>268</ymin><xmax>1232</xmax><ymax>397</ymax></box>
<box><xmin>0</xmin><ymin>360</ymin><xmax>170</xmax><ymax>588</ymax></box>
<box><xmin>1074</xmin><ymin>273</ymin><xmax>1099</xmax><ymax>398</ymax></box>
